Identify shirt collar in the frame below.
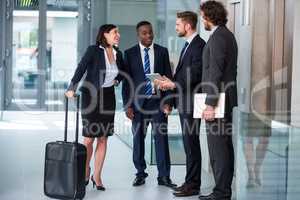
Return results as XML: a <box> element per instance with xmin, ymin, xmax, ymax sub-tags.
<box><xmin>185</xmin><ymin>31</ymin><xmax>198</xmax><ymax>44</ymax></box>
<box><xmin>139</xmin><ymin>42</ymin><xmax>154</xmax><ymax>51</ymax></box>
<box><xmin>99</xmin><ymin>45</ymin><xmax>117</xmax><ymax>56</ymax></box>
<box><xmin>211</xmin><ymin>25</ymin><xmax>219</xmax><ymax>35</ymax></box>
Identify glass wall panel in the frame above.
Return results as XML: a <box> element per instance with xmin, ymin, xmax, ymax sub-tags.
<box><xmin>287</xmin><ymin>126</ymin><xmax>300</xmax><ymax>200</ymax></box>
<box><xmin>234</xmin><ymin>109</ymin><xmax>290</xmax><ymax>200</ymax></box>
<box><xmin>11</xmin><ymin>9</ymin><xmax>39</xmax><ymax>109</ymax></box>
<box><xmin>45</xmin><ymin>0</ymin><xmax>78</xmax><ymax>111</ymax></box>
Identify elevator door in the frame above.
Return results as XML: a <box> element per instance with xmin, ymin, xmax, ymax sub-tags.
<box><xmin>270</xmin><ymin>0</ymin><xmax>293</xmax><ymax>123</ymax></box>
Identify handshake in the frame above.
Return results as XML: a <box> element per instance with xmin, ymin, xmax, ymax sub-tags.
<box><xmin>151</xmin><ymin>74</ymin><xmax>176</xmax><ymax>91</ymax></box>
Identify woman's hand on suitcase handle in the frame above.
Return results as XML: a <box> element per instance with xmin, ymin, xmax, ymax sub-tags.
<box><xmin>65</xmin><ymin>90</ymin><xmax>75</xmax><ymax>98</ymax></box>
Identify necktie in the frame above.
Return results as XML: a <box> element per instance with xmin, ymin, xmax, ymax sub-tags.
<box><xmin>179</xmin><ymin>41</ymin><xmax>189</xmax><ymax>62</ymax></box>
<box><xmin>144</xmin><ymin>48</ymin><xmax>152</xmax><ymax>97</ymax></box>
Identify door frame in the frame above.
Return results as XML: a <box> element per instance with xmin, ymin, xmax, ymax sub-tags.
<box><xmin>0</xmin><ymin>0</ymin><xmax>5</xmax><ymax>118</ymax></box>
<box><xmin>3</xmin><ymin>0</ymin><xmax>13</xmax><ymax>110</ymax></box>
<box><xmin>37</xmin><ymin>0</ymin><xmax>47</xmax><ymax>108</ymax></box>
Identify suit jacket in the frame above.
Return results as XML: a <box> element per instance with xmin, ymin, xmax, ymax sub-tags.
<box><xmin>174</xmin><ymin>34</ymin><xmax>206</xmax><ymax>113</ymax></box>
<box><xmin>202</xmin><ymin>26</ymin><xmax>238</xmax><ymax>116</ymax></box>
<box><xmin>68</xmin><ymin>45</ymin><xmax>124</xmax><ymax>92</ymax></box>
<box><xmin>122</xmin><ymin>44</ymin><xmax>173</xmax><ymax>111</ymax></box>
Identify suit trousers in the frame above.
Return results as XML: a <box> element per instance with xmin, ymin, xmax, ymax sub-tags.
<box><xmin>205</xmin><ymin>116</ymin><xmax>234</xmax><ymax>198</ymax></box>
<box><xmin>179</xmin><ymin>112</ymin><xmax>201</xmax><ymax>189</ymax></box>
<box><xmin>132</xmin><ymin>98</ymin><xmax>171</xmax><ymax>178</ymax></box>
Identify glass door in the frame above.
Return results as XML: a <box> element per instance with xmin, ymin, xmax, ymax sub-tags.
<box><xmin>4</xmin><ymin>0</ymin><xmax>42</xmax><ymax>110</ymax></box>
<box><xmin>4</xmin><ymin>0</ymin><xmax>79</xmax><ymax>111</ymax></box>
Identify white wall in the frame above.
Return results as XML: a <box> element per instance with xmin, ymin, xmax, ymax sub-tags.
<box><xmin>107</xmin><ymin>1</ymin><xmax>157</xmax><ymax>51</ymax></box>
<box><xmin>108</xmin><ymin>1</ymin><xmax>157</xmax><ymax>26</ymax></box>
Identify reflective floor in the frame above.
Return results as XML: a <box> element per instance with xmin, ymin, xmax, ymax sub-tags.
<box><xmin>1</xmin><ymin>110</ymin><xmax>299</xmax><ymax>200</ymax></box>
<box><xmin>0</xmin><ymin>111</ymin><xmax>216</xmax><ymax>200</ymax></box>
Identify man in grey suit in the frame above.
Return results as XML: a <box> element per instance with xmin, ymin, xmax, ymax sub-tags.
<box><xmin>199</xmin><ymin>1</ymin><xmax>238</xmax><ymax>200</ymax></box>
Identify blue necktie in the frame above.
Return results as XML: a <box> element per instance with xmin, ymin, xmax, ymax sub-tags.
<box><xmin>144</xmin><ymin>48</ymin><xmax>152</xmax><ymax>97</ymax></box>
<box><xmin>179</xmin><ymin>41</ymin><xmax>189</xmax><ymax>62</ymax></box>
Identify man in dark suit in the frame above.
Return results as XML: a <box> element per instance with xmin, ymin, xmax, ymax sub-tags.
<box><xmin>122</xmin><ymin>21</ymin><xmax>176</xmax><ymax>188</ymax></box>
<box><xmin>155</xmin><ymin>11</ymin><xmax>206</xmax><ymax>197</ymax></box>
<box><xmin>199</xmin><ymin>1</ymin><xmax>238</xmax><ymax>200</ymax></box>
<box><xmin>172</xmin><ymin>11</ymin><xmax>206</xmax><ymax>198</ymax></box>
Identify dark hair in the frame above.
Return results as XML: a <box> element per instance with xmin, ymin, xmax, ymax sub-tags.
<box><xmin>96</xmin><ymin>24</ymin><xmax>117</xmax><ymax>47</ymax></box>
<box><xmin>176</xmin><ymin>11</ymin><xmax>198</xmax><ymax>30</ymax></box>
<box><xmin>200</xmin><ymin>0</ymin><xmax>228</xmax><ymax>26</ymax></box>
<box><xmin>136</xmin><ymin>21</ymin><xmax>152</xmax><ymax>31</ymax></box>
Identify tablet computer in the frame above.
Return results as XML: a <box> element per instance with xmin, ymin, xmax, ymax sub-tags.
<box><xmin>146</xmin><ymin>73</ymin><xmax>162</xmax><ymax>82</ymax></box>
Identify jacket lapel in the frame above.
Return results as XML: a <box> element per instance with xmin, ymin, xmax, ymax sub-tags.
<box><xmin>175</xmin><ymin>35</ymin><xmax>198</xmax><ymax>75</ymax></box>
<box><xmin>97</xmin><ymin>47</ymin><xmax>106</xmax><ymax>85</ymax></box>
<box><xmin>134</xmin><ymin>45</ymin><xmax>146</xmax><ymax>77</ymax></box>
<box><xmin>98</xmin><ymin>47</ymin><xmax>106</xmax><ymax>68</ymax></box>
<box><xmin>153</xmin><ymin>44</ymin><xmax>159</xmax><ymax>73</ymax></box>
<box><xmin>175</xmin><ymin>48</ymin><xmax>190</xmax><ymax>74</ymax></box>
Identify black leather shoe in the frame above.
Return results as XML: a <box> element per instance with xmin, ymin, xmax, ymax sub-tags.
<box><xmin>133</xmin><ymin>176</ymin><xmax>146</xmax><ymax>186</ymax></box>
<box><xmin>173</xmin><ymin>188</ymin><xmax>199</xmax><ymax>197</ymax></box>
<box><xmin>199</xmin><ymin>193</ymin><xmax>230</xmax><ymax>200</ymax></box>
<box><xmin>157</xmin><ymin>176</ymin><xmax>177</xmax><ymax>188</ymax></box>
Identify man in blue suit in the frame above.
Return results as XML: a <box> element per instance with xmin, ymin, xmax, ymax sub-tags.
<box><xmin>122</xmin><ymin>21</ymin><xmax>176</xmax><ymax>188</ymax></box>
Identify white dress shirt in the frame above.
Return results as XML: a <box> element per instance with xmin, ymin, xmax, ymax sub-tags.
<box><xmin>99</xmin><ymin>45</ymin><xmax>119</xmax><ymax>88</ymax></box>
<box><xmin>211</xmin><ymin>25</ymin><xmax>219</xmax><ymax>35</ymax></box>
<box><xmin>185</xmin><ymin>31</ymin><xmax>198</xmax><ymax>44</ymax></box>
<box><xmin>139</xmin><ymin>42</ymin><xmax>156</xmax><ymax>94</ymax></box>
<box><xmin>139</xmin><ymin>42</ymin><xmax>154</xmax><ymax>73</ymax></box>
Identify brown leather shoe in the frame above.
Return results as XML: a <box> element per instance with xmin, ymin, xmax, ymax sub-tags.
<box><xmin>174</xmin><ymin>183</ymin><xmax>199</xmax><ymax>192</ymax></box>
<box><xmin>174</xmin><ymin>183</ymin><xmax>186</xmax><ymax>192</ymax></box>
<box><xmin>173</xmin><ymin>188</ymin><xmax>199</xmax><ymax>197</ymax></box>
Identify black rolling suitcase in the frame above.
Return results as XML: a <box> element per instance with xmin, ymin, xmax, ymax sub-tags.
<box><xmin>44</xmin><ymin>95</ymin><xmax>87</xmax><ymax>200</ymax></box>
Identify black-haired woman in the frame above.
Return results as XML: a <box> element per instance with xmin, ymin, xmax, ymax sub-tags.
<box><xmin>65</xmin><ymin>24</ymin><xmax>124</xmax><ymax>191</ymax></box>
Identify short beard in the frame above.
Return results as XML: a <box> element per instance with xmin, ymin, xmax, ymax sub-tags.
<box><xmin>177</xmin><ymin>30</ymin><xmax>187</xmax><ymax>38</ymax></box>
<box><xmin>205</xmin><ymin>27</ymin><xmax>210</xmax><ymax>31</ymax></box>
<box><xmin>204</xmin><ymin>24</ymin><xmax>211</xmax><ymax>31</ymax></box>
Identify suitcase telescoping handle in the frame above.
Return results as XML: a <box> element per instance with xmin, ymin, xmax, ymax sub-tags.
<box><xmin>64</xmin><ymin>94</ymin><xmax>80</xmax><ymax>143</ymax></box>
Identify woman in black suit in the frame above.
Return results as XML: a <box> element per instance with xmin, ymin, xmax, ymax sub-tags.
<box><xmin>65</xmin><ymin>24</ymin><xmax>124</xmax><ymax>191</ymax></box>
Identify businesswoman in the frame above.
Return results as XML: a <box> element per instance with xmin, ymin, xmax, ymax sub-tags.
<box><xmin>65</xmin><ymin>24</ymin><xmax>124</xmax><ymax>191</ymax></box>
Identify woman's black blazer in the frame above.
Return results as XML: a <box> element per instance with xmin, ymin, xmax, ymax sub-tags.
<box><xmin>68</xmin><ymin>45</ymin><xmax>124</xmax><ymax>91</ymax></box>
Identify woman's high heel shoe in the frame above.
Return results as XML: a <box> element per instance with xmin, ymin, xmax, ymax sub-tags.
<box><xmin>91</xmin><ymin>175</ymin><xmax>106</xmax><ymax>191</ymax></box>
<box><xmin>85</xmin><ymin>167</ymin><xmax>91</xmax><ymax>186</ymax></box>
